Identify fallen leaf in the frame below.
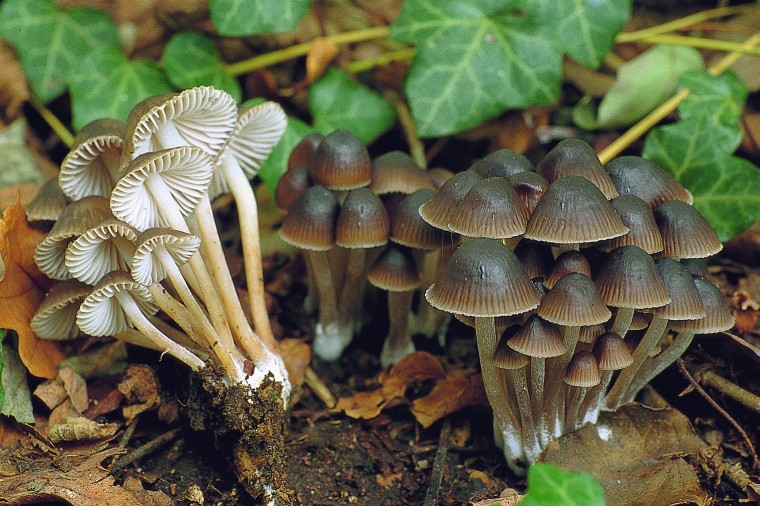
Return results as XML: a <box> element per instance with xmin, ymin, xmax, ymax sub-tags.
<box><xmin>0</xmin><ymin>120</ymin><xmax>44</xmax><ymax>189</ymax></box>
<box><xmin>411</xmin><ymin>369</ymin><xmax>487</xmax><ymax>428</ymax></box>
<box><xmin>47</xmin><ymin>416</ymin><xmax>118</xmax><ymax>443</ymax></box>
<box><xmin>0</xmin><ymin>202</ymin><xmax>63</xmax><ymax>378</ymax></box>
<box><xmin>469</xmin><ymin>487</ymin><xmax>523</xmax><ymax>506</ymax></box>
<box><xmin>305</xmin><ymin>38</ymin><xmax>339</xmax><ymax>85</ymax></box>
<box><xmin>0</xmin><ymin>42</ymin><xmax>30</xmax><ymax>118</ymax></box>
<box><xmin>61</xmin><ymin>339</ymin><xmax>129</xmax><ymax>378</ymax></box>
<box><xmin>539</xmin><ymin>403</ymin><xmax>710</xmax><ymax>506</ymax></box>
<box><xmin>0</xmin><ymin>341</ymin><xmax>34</xmax><ymax>423</ymax></box>
<box><xmin>118</xmin><ymin>364</ymin><xmax>161</xmax><ymax>422</ymax></box>
<box><xmin>48</xmin><ymin>398</ymin><xmax>81</xmax><ymax>425</ymax></box>
<box><xmin>121</xmin><ymin>476</ymin><xmax>174</xmax><ymax>506</ymax></box>
<box><xmin>33</xmin><ymin>377</ymin><xmax>67</xmax><ymax>410</ymax></box>
<box><xmin>468</xmin><ymin>469</ymin><xmax>501</xmax><ymax>489</ymax></box>
<box><xmin>59</xmin><ymin>366</ymin><xmax>89</xmax><ymax>413</ymax></box>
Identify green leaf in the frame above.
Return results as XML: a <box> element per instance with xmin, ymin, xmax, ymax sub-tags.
<box><xmin>308</xmin><ymin>68</ymin><xmax>396</xmax><ymax>143</ymax></box>
<box><xmin>519</xmin><ymin>463</ymin><xmax>605</xmax><ymax>506</ymax></box>
<box><xmin>1</xmin><ymin>336</ymin><xmax>34</xmax><ymax>424</ymax></box>
<box><xmin>259</xmin><ymin>117</ymin><xmax>315</xmax><ymax>193</ymax></box>
<box><xmin>68</xmin><ymin>47</ymin><xmax>174</xmax><ymax>131</ymax></box>
<box><xmin>0</xmin><ymin>0</ymin><xmax>119</xmax><ymax>103</ymax></box>
<box><xmin>390</xmin><ymin>1</ymin><xmax>561</xmax><ymax>137</ymax></box>
<box><xmin>162</xmin><ymin>31</ymin><xmax>241</xmax><ymax>103</ymax></box>
<box><xmin>209</xmin><ymin>0</ymin><xmax>312</xmax><ymax>36</ymax></box>
<box><xmin>573</xmin><ymin>45</ymin><xmax>703</xmax><ymax>130</ymax></box>
<box><xmin>529</xmin><ymin>0</ymin><xmax>631</xmax><ymax>68</ymax></box>
<box><xmin>0</xmin><ymin>120</ymin><xmax>44</xmax><ymax>189</ymax></box>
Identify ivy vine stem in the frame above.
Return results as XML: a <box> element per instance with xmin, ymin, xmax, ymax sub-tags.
<box><xmin>29</xmin><ymin>96</ymin><xmax>74</xmax><ymax>148</ymax></box>
<box><xmin>632</xmin><ymin>34</ymin><xmax>760</xmax><ymax>56</ymax></box>
<box><xmin>615</xmin><ymin>5</ymin><xmax>754</xmax><ymax>43</ymax></box>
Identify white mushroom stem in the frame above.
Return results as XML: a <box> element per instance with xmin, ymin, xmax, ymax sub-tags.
<box><xmin>543</xmin><ymin>325</ymin><xmax>579</xmax><ymax>431</ymax></box>
<box><xmin>606</xmin><ymin>315</ymin><xmax>669</xmax><ymax>409</ymax></box>
<box><xmin>305</xmin><ymin>250</ymin><xmax>351</xmax><ymax>362</ymax></box>
<box><xmin>379</xmin><ymin>290</ymin><xmax>416</xmax><ymax>367</ymax></box>
<box><xmin>565</xmin><ymin>386</ymin><xmax>589</xmax><ymax>431</ymax></box>
<box><xmin>338</xmin><ymin>248</ymin><xmax>367</xmax><ymax>335</ymax></box>
<box><xmin>115</xmin><ymin>290</ymin><xmax>205</xmax><ymax>370</ymax></box>
<box><xmin>579</xmin><ymin>369</ymin><xmax>614</xmax><ymax>422</ymax></box>
<box><xmin>530</xmin><ymin>357</ymin><xmax>547</xmax><ymax>444</ymax></box>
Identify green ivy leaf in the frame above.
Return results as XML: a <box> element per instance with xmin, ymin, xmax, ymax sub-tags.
<box><xmin>529</xmin><ymin>0</ymin><xmax>631</xmax><ymax>68</ymax></box>
<box><xmin>68</xmin><ymin>47</ymin><xmax>174</xmax><ymax>131</ymax></box>
<box><xmin>162</xmin><ymin>31</ymin><xmax>241</xmax><ymax>103</ymax></box>
<box><xmin>642</xmin><ymin>71</ymin><xmax>760</xmax><ymax>241</ymax></box>
<box><xmin>390</xmin><ymin>0</ymin><xmax>562</xmax><ymax>137</ymax></box>
<box><xmin>259</xmin><ymin>117</ymin><xmax>315</xmax><ymax>194</ymax></box>
<box><xmin>519</xmin><ymin>463</ymin><xmax>605</xmax><ymax>506</ymax></box>
<box><xmin>573</xmin><ymin>45</ymin><xmax>703</xmax><ymax>130</ymax></box>
<box><xmin>0</xmin><ymin>0</ymin><xmax>119</xmax><ymax>103</ymax></box>
<box><xmin>209</xmin><ymin>0</ymin><xmax>312</xmax><ymax>36</ymax></box>
<box><xmin>308</xmin><ymin>68</ymin><xmax>396</xmax><ymax>143</ymax></box>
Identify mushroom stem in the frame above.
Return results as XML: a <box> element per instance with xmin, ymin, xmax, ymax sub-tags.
<box><xmin>606</xmin><ymin>315</ymin><xmax>669</xmax><ymax>409</ymax></box>
<box><xmin>564</xmin><ymin>386</ymin><xmax>589</xmax><ymax>431</ymax></box>
<box><xmin>623</xmin><ymin>331</ymin><xmax>695</xmax><ymax>404</ymax></box>
<box><xmin>115</xmin><ymin>290</ymin><xmax>205</xmax><ymax>370</ymax></box>
<box><xmin>306</xmin><ymin>250</ymin><xmax>351</xmax><ymax>361</ymax></box>
<box><xmin>379</xmin><ymin>289</ymin><xmax>416</xmax><ymax>367</ymax></box>
<box><xmin>338</xmin><ymin>247</ymin><xmax>367</xmax><ymax>335</ymax></box>
<box><xmin>543</xmin><ymin>325</ymin><xmax>579</xmax><ymax>432</ymax></box>
<box><xmin>411</xmin><ymin>250</ymin><xmax>447</xmax><ymax>339</ymax></box>
<box><xmin>610</xmin><ymin>307</ymin><xmax>634</xmax><ymax>337</ymax></box>
<box><xmin>530</xmin><ymin>357</ymin><xmax>547</xmax><ymax>442</ymax></box>
<box><xmin>579</xmin><ymin>369</ymin><xmax>614</xmax><ymax>423</ymax></box>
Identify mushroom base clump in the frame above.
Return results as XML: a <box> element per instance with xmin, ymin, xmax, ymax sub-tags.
<box><xmin>188</xmin><ymin>365</ymin><xmax>292</xmax><ymax>506</ymax></box>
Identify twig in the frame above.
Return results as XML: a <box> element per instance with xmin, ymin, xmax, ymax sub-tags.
<box><xmin>615</xmin><ymin>5</ymin><xmax>754</xmax><ymax>43</ymax></box>
<box><xmin>106</xmin><ymin>427</ymin><xmax>183</xmax><ymax>477</ymax></box>
<box><xmin>29</xmin><ymin>96</ymin><xmax>74</xmax><ymax>147</ymax></box>
<box><xmin>697</xmin><ymin>369</ymin><xmax>760</xmax><ymax>416</ymax></box>
<box><xmin>386</xmin><ymin>91</ymin><xmax>427</xmax><ymax>169</ymax></box>
<box><xmin>344</xmin><ymin>47</ymin><xmax>416</xmax><ymax>73</ymax></box>
<box><xmin>677</xmin><ymin>360</ymin><xmax>759</xmax><ymax>472</ymax></box>
<box><xmin>423</xmin><ymin>418</ymin><xmax>451</xmax><ymax>506</ymax></box>
<box><xmin>630</xmin><ymin>34</ymin><xmax>760</xmax><ymax>56</ymax></box>
<box><xmin>304</xmin><ymin>366</ymin><xmax>337</xmax><ymax>409</ymax></box>
<box><xmin>117</xmin><ymin>416</ymin><xmax>139</xmax><ymax>450</ymax></box>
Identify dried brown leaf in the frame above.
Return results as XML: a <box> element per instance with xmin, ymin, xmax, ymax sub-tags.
<box><xmin>122</xmin><ymin>476</ymin><xmax>174</xmax><ymax>506</ymax></box>
<box><xmin>34</xmin><ymin>378</ymin><xmax>67</xmax><ymax>410</ymax></box>
<box><xmin>59</xmin><ymin>366</ymin><xmax>89</xmax><ymax>413</ymax></box>
<box><xmin>0</xmin><ymin>42</ymin><xmax>30</xmax><ymax>118</ymax></box>
<box><xmin>48</xmin><ymin>398</ymin><xmax>81</xmax><ymax>426</ymax></box>
<box><xmin>280</xmin><ymin>338</ymin><xmax>311</xmax><ymax>388</ymax></box>
<box><xmin>411</xmin><ymin>370</ymin><xmax>487</xmax><ymax>428</ymax></box>
<box><xmin>118</xmin><ymin>364</ymin><xmax>161</xmax><ymax>422</ymax></box>
<box><xmin>305</xmin><ymin>38</ymin><xmax>340</xmax><ymax>85</ymax></box>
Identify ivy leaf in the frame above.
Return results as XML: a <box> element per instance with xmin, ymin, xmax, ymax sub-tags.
<box><xmin>0</xmin><ymin>0</ymin><xmax>119</xmax><ymax>103</ymax></box>
<box><xmin>308</xmin><ymin>68</ymin><xmax>396</xmax><ymax>143</ymax></box>
<box><xmin>259</xmin><ymin>117</ymin><xmax>315</xmax><ymax>194</ymax></box>
<box><xmin>68</xmin><ymin>47</ymin><xmax>174</xmax><ymax>131</ymax></box>
<box><xmin>519</xmin><ymin>463</ymin><xmax>605</xmax><ymax>506</ymax></box>
<box><xmin>529</xmin><ymin>0</ymin><xmax>631</xmax><ymax>68</ymax></box>
<box><xmin>162</xmin><ymin>31</ymin><xmax>241</xmax><ymax>103</ymax></box>
<box><xmin>209</xmin><ymin>0</ymin><xmax>312</xmax><ymax>36</ymax></box>
<box><xmin>390</xmin><ymin>1</ymin><xmax>561</xmax><ymax>137</ymax></box>
<box><xmin>643</xmin><ymin>71</ymin><xmax>760</xmax><ymax>241</ymax></box>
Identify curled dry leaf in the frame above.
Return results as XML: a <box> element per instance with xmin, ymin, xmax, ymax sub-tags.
<box><xmin>47</xmin><ymin>415</ymin><xmax>118</xmax><ymax>443</ymax></box>
<box><xmin>0</xmin><ymin>202</ymin><xmax>63</xmax><ymax>378</ymax></box>
<box><xmin>411</xmin><ymin>369</ymin><xmax>487</xmax><ymax>428</ymax></box>
<box><xmin>118</xmin><ymin>364</ymin><xmax>161</xmax><ymax>422</ymax></box>
<box><xmin>0</xmin><ymin>41</ymin><xmax>30</xmax><ymax>118</ymax></box>
<box><xmin>279</xmin><ymin>338</ymin><xmax>311</xmax><ymax>388</ymax></box>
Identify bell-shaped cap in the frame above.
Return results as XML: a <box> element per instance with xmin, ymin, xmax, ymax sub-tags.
<box><xmin>508</xmin><ymin>171</ymin><xmax>549</xmax><ymax>214</ymax></box>
<box><xmin>428</xmin><ymin>167</ymin><xmax>455</xmax><ymax>189</ymax></box>
<box><xmin>493</xmin><ymin>326</ymin><xmax>530</xmax><ymax>369</ymax></box>
<box><xmin>308</xmin><ymin>130</ymin><xmax>371</xmax><ymax>190</ymax></box>
<box><xmin>668</xmin><ymin>276</ymin><xmax>735</xmax><ymax>333</ymax></box>
<box><xmin>335</xmin><ymin>188</ymin><xmax>389</xmax><ymax>248</ymax></box>
<box><xmin>653</xmin><ymin>200</ymin><xmax>722</xmax><ymax>259</ymax></box>
<box><xmin>288</xmin><ymin>132</ymin><xmax>324</xmax><ymax>170</ymax></box>
<box><xmin>538</xmin><ymin>272</ymin><xmax>611</xmax><ymax>326</ymax></box>
<box><xmin>64</xmin><ymin>218</ymin><xmax>138</xmax><ymax>285</ymax></box>
<box><xmin>124</xmin><ymin>86</ymin><xmax>238</xmax><ymax>162</ymax></box>
<box><xmin>525</xmin><ymin>176</ymin><xmax>628</xmax><ymax>244</ymax></box>
<box><xmin>544</xmin><ymin>250</ymin><xmax>592</xmax><ymax>290</ymax></box>
<box><xmin>31</xmin><ymin>279</ymin><xmax>91</xmax><ymax>340</ymax></box>
<box><xmin>132</xmin><ymin>228</ymin><xmax>201</xmax><ymax>286</ymax></box>
<box><xmin>76</xmin><ymin>270</ymin><xmax>159</xmax><ymax>336</ymax></box>
<box><xmin>605</xmin><ymin>156</ymin><xmax>693</xmax><ymax>208</ymax></box>
<box><xmin>390</xmin><ymin>189</ymin><xmax>447</xmax><ymax>250</ymax></box>
<box><xmin>564</xmin><ymin>350</ymin><xmax>601</xmax><ymax>387</ymax></box>
<box><xmin>111</xmin><ymin>146</ymin><xmax>214</xmax><ymax>231</ymax></box>
<box><xmin>275</xmin><ymin>165</ymin><xmax>311</xmax><ymax>210</ymax></box>
<box><xmin>59</xmin><ymin>118</ymin><xmax>124</xmax><ymax>200</ymax></box>
<box><xmin>448</xmin><ymin>177</ymin><xmax>530</xmax><ymax>239</ymax></box>
<box><xmin>470</xmin><ymin>149</ymin><xmax>533</xmax><ymax>179</ymax></box>
<box><xmin>598</xmin><ymin>194</ymin><xmax>663</xmax><ymax>254</ymax></box>
<box><xmin>592</xmin><ymin>332</ymin><xmax>633</xmax><ymax>370</ymax></box>
<box><xmin>537</xmin><ymin>139</ymin><xmax>618</xmax><ymax>199</ymax></box>
<box><xmin>646</xmin><ymin>259</ymin><xmax>706</xmax><ymax>320</ymax></box>
<box><xmin>279</xmin><ymin>184</ymin><xmax>339</xmax><ymax>251</ymax></box>
<box><xmin>514</xmin><ymin>240</ymin><xmax>554</xmax><ymax>279</ymax></box>
<box><xmin>369</xmin><ymin>151</ymin><xmax>434</xmax><ymax>195</ymax></box>
<box><xmin>419</xmin><ymin>170</ymin><xmax>482</xmax><ymax>230</ymax></box>
<box><xmin>25</xmin><ymin>178</ymin><xmax>68</xmax><ymax>222</ymax></box>
<box><xmin>425</xmin><ymin>238</ymin><xmax>540</xmax><ymax>317</ymax></box>
<box><xmin>367</xmin><ymin>245</ymin><xmax>420</xmax><ymax>292</ymax></box>
<box><xmin>579</xmin><ymin>323</ymin><xmax>606</xmax><ymax>344</ymax></box>
<box><xmin>594</xmin><ymin>245</ymin><xmax>671</xmax><ymax>309</ymax></box>
<box><xmin>507</xmin><ymin>314</ymin><xmax>565</xmax><ymax>358</ymax></box>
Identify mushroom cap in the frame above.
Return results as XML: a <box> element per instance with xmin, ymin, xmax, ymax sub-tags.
<box><xmin>35</xmin><ymin>196</ymin><xmax>113</xmax><ymax>280</ymax></box>
<box><xmin>513</xmin><ymin>240</ymin><xmax>554</xmax><ymax>279</ymax></box>
<box><xmin>605</xmin><ymin>156</ymin><xmax>693</xmax><ymax>208</ymax></box>
<box><xmin>31</xmin><ymin>279</ymin><xmax>91</xmax><ymax>340</ymax></box>
<box><xmin>367</xmin><ymin>245</ymin><xmax>420</xmax><ymax>292</ymax></box>
<box><xmin>543</xmin><ymin>250</ymin><xmax>592</xmax><ymax>290</ymax></box>
<box><xmin>470</xmin><ymin>149</ymin><xmax>534</xmax><ymax>179</ymax></box>
<box><xmin>389</xmin><ymin>189</ymin><xmax>447</xmax><ymax>250</ymax></box>
<box><xmin>111</xmin><ymin>146</ymin><xmax>214</xmax><ymax>231</ymax></box>
<box><xmin>524</xmin><ymin>176</ymin><xmax>628</xmax><ymax>244</ymax></box>
<box><xmin>454</xmin><ymin>313</ymin><xmax>521</xmax><ymax>334</ymax></box>
<box><xmin>564</xmin><ymin>350</ymin><xmax>601</xmax><ymax>387</ymax></box>
<box><xmin>288</xmin><ymin>132</ymin><xmax>324</xmax><ymax>170</ymax></box>
<box><xmin>644</xmin><ymin>259</ymin><xmax>706</xmax><ymax>320</ymax></box>
<box><xmin>425</xmin><ymin>238</ymin><xmax>540</xmax><ymax>317</ymax></box>
<box><xmin>25</xmin><ymin>178</ymin><xmax>68</xmax><ymax>222</ymax></box>
<box><xmin>427</xmin><ymin>167</ymin><xmax>455</xmax><ymax>189</ymax></box>
<box><xmin>335</xmin><ymin>187</ymin><xmax>389</xmax><ymax>248</ymax></box>
<box><xmin>208</xmin><ymin>101</ymin><xmax>287</xmax><ymax>199</ymax></box>
<box><xmin>64</xmin><ymin>217</ymin><xmax>138</xmax><ymax>285</ymax></box>
<box><xmin>629</xmin><ymin>311</ymin><xmax>652</xmax><ymax>331</ymax></box>
<box><xmin>508</xmin><ymin>171</ymin><xmax>549</xmax><ymax>214</ymax></box>
<box><xmin>507</xmin><ymin>314</ymin><xmax>565</xmax><ymax>358</ymax></box>
<box><xmin>493</xmin><ymin>326</ymin><xmax>530</xmax><ymax>369</ymax></box>
<box><xmin>59</xmin><ymin>118</ymin><xmax>124</xmax><ymax>200</ymax></box>
<box><xmin>419</xmin><ymin>170</ymin><xmax>482</xmax><ymax>230</ymax></box>
<box><xmin>668</xmin><ymin>276</ymin><xmax>735</xmax><ymax>333</ymax></box>
<box><xmin>308</xmin><ymin>129</ymin><xmax>371</xmax><ymax>190</ymax></box>
<box><xmin>592</xmin><ymin>332</ymin><xmax>634</xmax><ymax>370</ymax></box>
<box><xmin>132</xmin><ymin>228</ymin><xmax>201</xmax><ymax>285</ymax></box>
<box><xmin>279</xmin><ymin>184</ymin><xmax>339</xmax><ymax>251</ymax></box>
<box><xmin>369</xmin><ymin>151</ymin><xmax>434</xmax><ymax>195</ymax></box>
<box><xmin>594</xmin><ymin>245</ymin><xmax>671</xmax><ymax>309</ymax></box>
<box><xmin>76</xmin><ymin>270</ymin><xmax>158</xmax><ymax>336</ymax></box>
<box><xmin>275</xmin><ymin>165</ymin><xmax>311</xmax><ymax>210</ymax></box>
<box><xmin>537</xmin><ymin>139</ymin><xmax>618</xmax><ymax>199</ymax></box>
<box><xmin>578</xmin><ymin>323</ymin><xmax>606</xmax><ymax>344</ymax></box>
<box><xmin>598</xmin><ymin>194</ymin><xmax>664</xmax><ymax>254</ymax></box>
<box><xmin>538</xmin><ymin>272</ymin><xmax>612</xmax><ymax>326</ymax></box>
<box><xmin>124</xmin><ymin>86</ymin><xmax>238</xmax><ymax>162</ymax></box>
<box><xmin>448</xmin><ymin>177</ymin><xmax>530</xmax><ymax>239</ymax></box>
<box><xmin>653</xmin><ymin>200</ymin><xmax>722</xmax><ymax>259</ymax></box>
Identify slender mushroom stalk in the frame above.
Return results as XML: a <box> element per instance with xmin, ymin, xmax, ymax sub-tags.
<box><xmin>563</xmin><ymin>351</ymin><xmax>601</xmax><ymax>431</ymax></box>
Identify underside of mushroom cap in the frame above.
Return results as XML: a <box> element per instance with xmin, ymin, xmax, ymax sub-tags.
<box><xmin>65</xmin><ymin>217</ymin><xmax>138</xmax><ymax>285</ymax></box>
<box><xmin>132</xmin><ymin>228</ymin><xmax>201</xmax><ymax>285</ymax></box>
<box><xmin>31</xmin><ymin>279</ymin><xmax>92</xmax><ymax>340</ymax></box>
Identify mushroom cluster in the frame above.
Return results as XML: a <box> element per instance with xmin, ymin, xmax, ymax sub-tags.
<box><xmin>420</xmin><ymin>139</ymin><xmax>734</xmax><ymax>471</ymax></box>
<box><xmin>27</xmin><ymin>86</ymin><xmax>291</xmax><ymax>503</ymax></box>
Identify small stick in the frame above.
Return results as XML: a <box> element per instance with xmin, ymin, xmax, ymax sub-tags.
<box><xmin>697</xmin><ymin>369</ymin><xmax>760</xmax><ymax>416</ymax></box>
<box><xmin>107</xmin><ymin>428</ymin><xmax>183</xmax><ymax>477</ymax></box>
<box><xmin>304</xmin><ymin>367</ymin><xmax>337</xmax><ymax>409</ymax></box>
<box><xmin>423</xmin><ymin>418</ymin><xmax>452</xmax><ymax>506</ymax></box>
